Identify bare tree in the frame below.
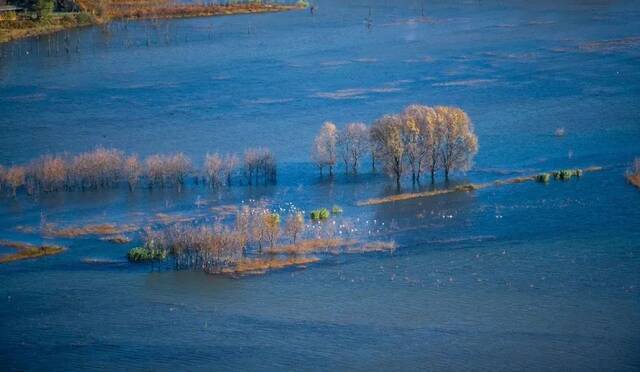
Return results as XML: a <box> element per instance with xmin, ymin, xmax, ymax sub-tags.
<box><xmin>244</xmin><ymin>148</ymin><xmax>276</xmax><ymax>185</ymax></box>
<box><xmin>264</xmin><ymin>212</ymin><xmax>280</xmax><ymax>249</ymax></box>
<box><xmin>124</xmin><ymin>155</ymin><xmax>142</xmax><ymax>191</ymax></box>
<box><xmin>223</xmin><ymin>154</ymin><xmax>239</xmax><ymax>186</ymax></box>
<box><xmin>235</xmin><ymin>206</ymin><xmax>251</xmax><ymax>254</ymax></box>
<box><xmin>205</xmin><ymin>152</ymin><xmax>224</xmax><ymax>187</ymax></box>
<box><xmin>312</xmin><ymin>121</ymin><xmax>338</xmax><ymax>176</ymax></box>
<box><xmin>339</xmin><ymin>122</ymin><xmax>369</xmax><ymax>174</ymax></box>
<box><xmin>284</xmin><ymin>212</ymin><xmax>304</xmax><ymax>244</ymax></box>
<box><xmin>435</xmin><ymin>106</ymin><xmax>478</xmax><ymax>180</ymax></box>
<box><xmin>251</xmin><ymin>207</ymin><xmax>269</xmax><ymax>253</ymax></box>
<box><xmin>145</xmin><ymin>154</ymin><xmax>165</xmax><ymax>187</ymax></box>
<box><xmin>370</xmin><ymin>114</ymin><xmax>405</xmax><ymax>189</ymax></box>
<box><xmin>5</xmin><ymin>166</ymin><xmax>26</xmax><ymax>197</ymax></box>
<box><xmin>167</xmin><ymin>153</ymin><xmax>192</xmax><ymax>191</ymax></box>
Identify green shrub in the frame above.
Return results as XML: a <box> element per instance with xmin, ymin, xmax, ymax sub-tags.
<box><xmin>555</xmin><ymin>169</ymin><xmax>581</xmax><ymax>180</ymax></box>
<box><xmin>535</xmin><ymin>173</ymin><xmax>550</xmax><ymax>183</ymax></box>
<box><xmin>310</xmin><ymin>208</ymin><xmax>329</xmax><ymax>221</ymax></box>
<box><xmin>127</xmin><ymin>246</ymin><xmax>166</xmax><ymax>262</ymax></box>
<box><xmin>331</xmin><ymin>205</ymin><xmax>343</xmax><ymax>215</ymax></box>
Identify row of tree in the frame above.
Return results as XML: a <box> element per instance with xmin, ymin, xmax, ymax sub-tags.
<box><xmin>312</xmin><ymin>104</ymin><xmax>479</xmax><ymax>188</ymax></box>
<box><xmin>0</xmin><ymin>147</ymin><xmax>277</xmax><ymax>196</ymax></box>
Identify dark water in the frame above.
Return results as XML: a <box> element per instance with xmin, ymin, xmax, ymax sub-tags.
<box><xmin>1</xmin><ymin>0</ymin><xmax>639</xmax><ymax>370</ymax></box>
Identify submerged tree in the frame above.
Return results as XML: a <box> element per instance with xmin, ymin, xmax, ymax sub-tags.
<box><xmin>370</xmin><ymin>114</ymin><xmax>405</xmax><ymax>189</ymax></box>
<box><xmin>124</xmin><ymin>155</ymin><xmax>142</xmax><ymax>191</ymax></box>
<box><xmin>339</xmin><ymin>122</ymin><xmax>369</xmax><ymax>174</ymax></box>
<box><xmin>312</xmin><ymin>121</ymin><xmax>338</xmax><ymax>176</ymax></box>
<box><xmin>435</xmin><ymin>106</ymin><xmax>478</xmax><ymax>180</ymax></box>
<box><xmin>5</xmin><ymin>166</ymin><xmax>26</xmax><ymax>197</ymax></box>
<box><xmin>402</xmin><ymin>104</ymin><xmax>442</xmax><ymax>183</ymax></box>
<box><xmin>284</xmin><ymin>212</ymin><xmax>305</xmax><ymax>244</ymax></box>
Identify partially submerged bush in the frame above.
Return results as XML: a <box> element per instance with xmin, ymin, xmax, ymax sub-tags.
<box><xmin>127</xmin><ymin>246</ymin><xmax>167</xmax><ymax>262</ymax></box>
<box><xmin>535</xmin><ymin>173</ymin><xmax>550</xmax><ymax>183</ymax></box>
<box><xmin>70</xmin><ymin>147</ymin><xmax>124</xmax><ymax>190</ymax></box>
<box><xmin>331</xmin><ymin>205</ymin><xmax>343</xmax><ymax>214</ymax></box>
<box><xmin>553</xmin><ymin>169</ymin><xmax>581</xmax><ymax>181</ymax></box>
<box><xmin>244</xmin><ymin>147</ymin><xmax>276</xmax><ymax>185</ymax></box>
<box><xmin>145</xmin><ymin>153</ymin><xmax>192</xmax><ymax>191</ymax></box>
<box><xmin>310</xmin><ymin>208</ymin><xmax>330</xmax><ymax>221</ymax></box>
<box><xmin>124</xmin><ymin>155</ymin><xmax>142</xmax><ymax>191</ymax></box>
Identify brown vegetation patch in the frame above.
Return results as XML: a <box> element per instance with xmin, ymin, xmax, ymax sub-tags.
<box><xmin>217</xmin><ymin>256</ymin><xmax>320</xmax><ymax>276</ymax></box>
<box><xmin>100</xmin><ymin>235</ymin><xmax>132</xmax><ymax>244</ymax></box>
<box><xmin>153</xmin><ymin>213</ymin><xmax>199</xmax><ymax>225</ymax></box>
<box><xmin>627</xmin><ymin>174</ymin><xmax>640</xmax><ymax>189</ymax></box>
<box><xmin>0</xmin><ymin>240</ymin><xmax>65</xmax><ymax>263</ymax></box>
<box><xmin>101</xmin><ymin>2</ymin><xmax>300</xmax><ymax>21</ymax></box>
<box><xmin>265</xmin><ymin>238</ymin><xmax>397</xmax><ymax>255</ymax></box>
<box><xmin>265</xmin><ymin>238</ymin><xmax>351</xmax><ymax>255</ymax></box>
<box><xmin>358</xmin><ymin>183</ymin><xmax>486</xmax><ymax>206</ymax></box>
<box><xmin>209</xmin><ymin>204</ymin><xmax>239</xmax><ymax>217</ymax></box>
<box><xmin>42</xmin><ymin>223</ymin><xmax>139</xmax><ymax>238</ymax></box>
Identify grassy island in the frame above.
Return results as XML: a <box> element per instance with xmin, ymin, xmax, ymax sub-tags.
<box><xmin>1</xmin><ymin>1</ymin><xmax>305</xmax><ymax>43</ymax></box>
<box><xmin>0</xmin><ymin>240</ymin><xmax>65</xmax><ymax>263</ymax></box>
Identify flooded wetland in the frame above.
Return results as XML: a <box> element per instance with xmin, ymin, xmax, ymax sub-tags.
<box><xmin>0</xmin><ymin>0</ymin><xmax>639</xmax><ymax>370</ymax></box>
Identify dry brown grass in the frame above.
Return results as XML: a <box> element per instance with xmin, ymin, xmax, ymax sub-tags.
<box><xmin>627</xmin><ymin>159</ymin><xmax>640</xmax><ymax>189</ymax></box>
<box><xmin>103</xmin><ymin>2</ymin><xmax>300</xmax><ymax>20</ymax></box>
<box><xmin>265</xmin><ymin>238</ymin><xmax>397</xmax><ymax>255</ymax></box>
<box><xmin>628</xmin><ymin>174</ymin><xmax>640</xmax><ymax>189</ymax></box>
<box><xmin>218</xmin><ymin>256</ymin><xmax>320</xmax><ymax>276</ymax></box>
<box><xmin>42</xmin><ymin>223</ymin><xmax>139</xmax><ymax>238</ymax></box>
<box><xmin>266</xmin><ymin>238</ymin><xmax>349</xmax><ymax>255</ymax></box>
<box><xmin>0</xmin><ymin>240</ymin><xmax>65</xmax><ymax>263</ymax></box>
<box><xmin>358</xmin><ymin>183</ymin><xmax>486</xmax><ymax>206</ymax></box>
<box><xmin>100</xmin><ymin>235</ymin><xmax>132</xmax><ymax>244</ymax></box>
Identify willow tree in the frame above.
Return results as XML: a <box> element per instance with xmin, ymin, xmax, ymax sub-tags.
<box><xmin>370</xmin><ymin>114</ymin><xmax>405</xmax><ymax>189</ymax></box>
<box><xmin>312</xmin><ymin>121</ymin><xmax>338</xmax><ymax>176</ymax></box>
<box><xmin>435</xmin><ymin>106</ymin><xmax>478</xmax><ymax>180</ymax></box>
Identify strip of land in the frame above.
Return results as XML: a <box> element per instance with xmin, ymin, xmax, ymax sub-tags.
<box><xmin>0</xmin><ymin>239</ymin><xmax>65</xmax><ymax>263</ymax></box>
<box><xmin>358</xmin><ymin>166</ymin><xmax>603</xmax><ymax>206</ymax></box>
<box><xmin>628</xmin><ymin>174</ymin><xmax>640</xmax><ymax>189</ymax></box>
<box><xmin>1</xmin><ymin>2</ymin><xmax>304</xmax><ymax>43</ymax></box>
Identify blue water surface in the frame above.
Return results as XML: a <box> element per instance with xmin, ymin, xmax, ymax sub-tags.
<box><xmin>0</xmin><ymin>0</ymin><xmax>639</xmax><ymax>370</ymax></box>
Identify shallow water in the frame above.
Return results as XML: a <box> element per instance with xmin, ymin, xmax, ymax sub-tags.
<box><xmin>1</xmin><ymin>0</ymin><xmax>640</xmax><ymax>370</ymax></box>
